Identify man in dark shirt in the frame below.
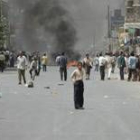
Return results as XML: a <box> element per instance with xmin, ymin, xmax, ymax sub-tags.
<box><xmin>57</xmin><ymin>52</ymin><xmax>67</xmax><ymax>81</ymax></box>
<box><xmin>118</xmin><ymin>52</ymin><xmax>126</xmax><ymax>80</ymax></box>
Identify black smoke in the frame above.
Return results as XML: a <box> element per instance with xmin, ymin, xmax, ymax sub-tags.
<box><xmin>9</xmin><ymin>0</ymin><xmax>78</xmax><ymax>58</ymax></box>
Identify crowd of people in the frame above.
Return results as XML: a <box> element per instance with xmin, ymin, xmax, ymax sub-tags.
<box><xmin>0</xmin><ymin>50</ymin><xmax>16</xmax><ymax>72</ymax></box>
<box><xmin>81</xmin><ymin>52</ymin><xmax>117</xmax><ymax>81</ymax></box>
<box><xmin>94</xmin><ymin>51</ymin><xmax>140</xmax><ymax>82</ymax></box>
<box><xmin>17</xmin><ymin>51</ymin><xmax>48</xmax><ymax>86</ymax></box>
<box><xmin>78</xmin><ymin>51</ymin><xmax>140</xmax><ymax>83</ymax></box>
<box><xmin>69</xmin><ymin>51</ymin><xmax>140</xmax><ymax>110</ymax></box>
<box><xmin>2</xmin><ymin>50</ymin><xmax>140</xmax><ymax>110</ymax></box>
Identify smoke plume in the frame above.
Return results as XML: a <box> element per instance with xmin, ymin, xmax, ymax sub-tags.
<box><xmin>8</xmin><ymin>0</ymin><xmax>124</xmax><ymax>56</ymax></box>
<box><xmin>8</xmin><ymin>0</ymin><xmax>77</xmax><ymax>57</ymax></box>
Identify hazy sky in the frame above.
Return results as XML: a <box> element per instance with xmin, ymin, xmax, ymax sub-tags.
<box><xmin>7</xmin><ymin>0</ymin><xmax>124</xmax><ymax>53</ymax></box>
<box><xmin>61</xmin><ymin>0</ymin><xmax>124</xmax><ymax>52</ymax></box>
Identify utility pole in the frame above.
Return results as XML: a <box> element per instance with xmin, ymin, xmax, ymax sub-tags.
<box><xmin>0</xmin><ymin>0</ymin><xmax>2</xmax><ymax>20</ymax></box>
<box><xmin>108</xmin><ymin>5</ymin><xmax>110</xmax><ymax>39</ymax></box>
<box><xmin>0</xmin><ymin>0</ymin><xmax>10</xmax><ymax>49</ymax></box>
<box><xmin>0</xmin><ymin>0</ymin><xmax>3</xmax><ymax>49</ymax></box>
<box><xmin>107</xmin><ymin>5</ymin><xmax>112</xmax><ymax>52</ymax></box>
<box><xmin>93</xmin><ymin>27</ymin><xmax>96</xmax><ymax>56</ymax></box>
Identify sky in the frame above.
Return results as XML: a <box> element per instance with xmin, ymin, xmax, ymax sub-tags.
<box><xmin>60</xmin><ymin>0</ymin><xmax>125</xmax><ymax>52</ymax></box>
<box><xmin>7</xmin><ymin>0</ymin><xmax>125</xmax><ymax>53</ymax></box>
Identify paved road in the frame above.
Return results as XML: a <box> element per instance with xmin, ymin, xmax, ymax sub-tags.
<box><xmin>0</xmin><ymin>67</ymin><xmax>140</xmax><ymax>140</ymax></box>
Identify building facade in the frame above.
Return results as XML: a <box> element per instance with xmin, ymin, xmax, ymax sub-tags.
<box><xmin>0</xmin><ymin>0</ymin><xmax>10</xmax><ymax>49</ymax></box>
<box><xmin>125</xmin><ymin>0</ymin><xmax>140</xmax><ymax>23</ymax></box>
<box><xmin>111</xmin><ymin>9</ymin><xmax>124</xmax><ymax>29</ymax></box>
<box><xmin>124</xmin><ymin>0</ymin><xmax>140</xmax><ymax>53</ymax></box>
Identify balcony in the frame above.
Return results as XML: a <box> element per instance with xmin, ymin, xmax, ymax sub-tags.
<box><xmin>125</xmin><ymin>14</ymin><xmax>140</xmax><ymax>23</ymax></box>
<box><xmin>126</xmin><ymin>0</ymin><xmax>134</xmax><ymax>8</ymax></box>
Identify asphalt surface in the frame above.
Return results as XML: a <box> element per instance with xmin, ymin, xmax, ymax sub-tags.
<box><xmin>1</xmin><ymin>67</ymin><xmax>140</xmax><ymax>140</ymax></box>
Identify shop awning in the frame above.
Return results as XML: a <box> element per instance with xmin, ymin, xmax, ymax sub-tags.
<box><xmin>124</xmin><ymin>23</ymin><xmax>140</xmax><ymax>29</ymax></box>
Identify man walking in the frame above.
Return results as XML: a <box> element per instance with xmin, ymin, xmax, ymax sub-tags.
<box><xmin>83</xmin><ymin>54</ymin><xmax>93</xmax><ymax>80</ymax></box>
<box><xmin>36</xmin><ymin>54</ymin><xmax>41</xmax><ymax>76</ymax></box>
<box><xmin>99</xmin><ymin>53</ymin><xmax>107</xmax><ymax>81</ymax></box>
<box><xmin>118</xmin><ymin>52</ymin><xmax>126</xmax><ymax>80</ymax></box>
<box><xmin>105</xmin><ymin>52</ymin><xmax>113</xmax><ymax>80</ymax></box>
<box><xmin>128</xmin><ymin>52</ymin><xmax>137</xmax><ymax>81</ymax></box>
<box><xmin>57</xmin><ymin>52</ymin><xmax>67</xmax><ymax>81</ymax></box>
<box><xmin>29</xmin><ymin>57</ymin><xmax>37</xmax><ymax>81</ymax></box>
<box><xmin>17</xmin><ymin>52</ymin><xmax>27</xmax><ymax>85</ymax></box>
<box><xmin>41</xmin><ymin>53</ymin><xmax>48</xmax><ymax>72</ymax></box>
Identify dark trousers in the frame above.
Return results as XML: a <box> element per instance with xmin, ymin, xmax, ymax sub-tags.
<box><xmin>36</xmin><ymin>67</ymin><xmax>41</xmax><ymax>76</ymax></box>
<box><xmin>10</xmin><ymin>59</ymin><xmax>14</xmax><ymax>67</ymax></box>
<box><xmin>74</xmin><ymin>80</ymin><xmax>84</xmax><ymax>109</ymax></box>
<box><xmin>18</xmin><ymin>69</ymin><xmax>26</xmax><ymax>84</ymax></box>
<box><xmin>128</xmin><ymin>69</ymin><xmax>136</xmax><ymax>81</ymax></box>
<box><xmin>43</xmin><ymin>65</ymin><xmax>47</xmax><ymax>72</ymax></box>
<box><xmin>100</xmin><ymin>66</ymin><xmax>105</xmax><ymax>80</ymax></box>
<box><xmin>120</xmin><ymin>67</ymin><xmax>124</xmax><ymax>80</ymax></box>
<box><xmin>85</xmin><ymin>65</ymin><xmax>92</xmax><ymax>80</ymax></box>
<box><xmin>60</xmin><ymin>67</ymin><xmax>67</xmax><ymax>81</ymax></box>
<box><xmin>0</xmin><ymin>61</ymin><xmax>5</xmax><ymax>72</ymax></box>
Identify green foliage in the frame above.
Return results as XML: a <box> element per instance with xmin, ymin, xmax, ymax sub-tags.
<box><xmin>0</xmin><ymin>16</ymin><xmax>9</xmax><ymax>48</ymax></box>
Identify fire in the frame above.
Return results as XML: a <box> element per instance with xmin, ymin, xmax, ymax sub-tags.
<box><xmin>67</xmin><ymin>61</ymin><xmax>78</xmax><ymax>68</ymax></box>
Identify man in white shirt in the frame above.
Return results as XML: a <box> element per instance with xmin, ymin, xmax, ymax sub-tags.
<box><xmin>99</xmin><ymin>53</ymin><xmax>107</xmax><ymax>81</ymax></box>
<box><xmin>29</xmin><ymin>57</ymin><xmax>37</xmax><ymax>80</ymax></box>
<box><xmin>71</xmin><ymin>62</ymin><xmax>84</xmax><ymax>110</ymax></box>
<box><xmin>17</xmin><ymin>52</ymin><xmax>27</xmax><ymax>85</ymax></box>
<box><xmin>41</xmin><ymin>53</ymin><xmax>48</xmax><ymax>72</ymax></box>
<box><xmin>105</xmin><ymin>52</ymin><xmax>113</xmax><ymax>80</ymax></box>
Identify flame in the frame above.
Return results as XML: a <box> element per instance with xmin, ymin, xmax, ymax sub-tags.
<box><xmin>67</xmin><ymin>61</ymin><xmax>78</xmax><ymax>68</ymax></box>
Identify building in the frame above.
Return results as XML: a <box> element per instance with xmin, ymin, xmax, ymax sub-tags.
<box><xmin>125</xmin><ymin>0</ymin><xmax>140</xmax><ymax>28</ymax></box>
<box><xmin>0</xmin><ymin>0</ymin><xmax>10</xmax><ymax>49</ymax></box>
<box><xmin>0</xmin><ymin>0</ymin><xmax>9</xmax><ymax>18</ymax></box>
<box><xmin>111</xmin><ymin>9</ymin><xmax>124</xmax><ymax>29</ymax></box>
<box><xmin>109</xmin><ymin>9</ymin><xmax>124</xmax><ymax>52</ymax></box>
<box><xmin>123</xmin><ymin>0</ymin><xmax>140</xmax><ymax>53</ymax></box>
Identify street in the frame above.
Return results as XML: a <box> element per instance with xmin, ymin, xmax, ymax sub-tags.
<box><xmin>0</xmin><ymin>67</ymin><xmax>140</xmax><ymax>140</ymax></box>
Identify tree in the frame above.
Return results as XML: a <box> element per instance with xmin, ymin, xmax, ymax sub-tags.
<box><xmin>0</xmin><ymin>16</ymin><xmax>9</xmax><ymax>49</ymax></box>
